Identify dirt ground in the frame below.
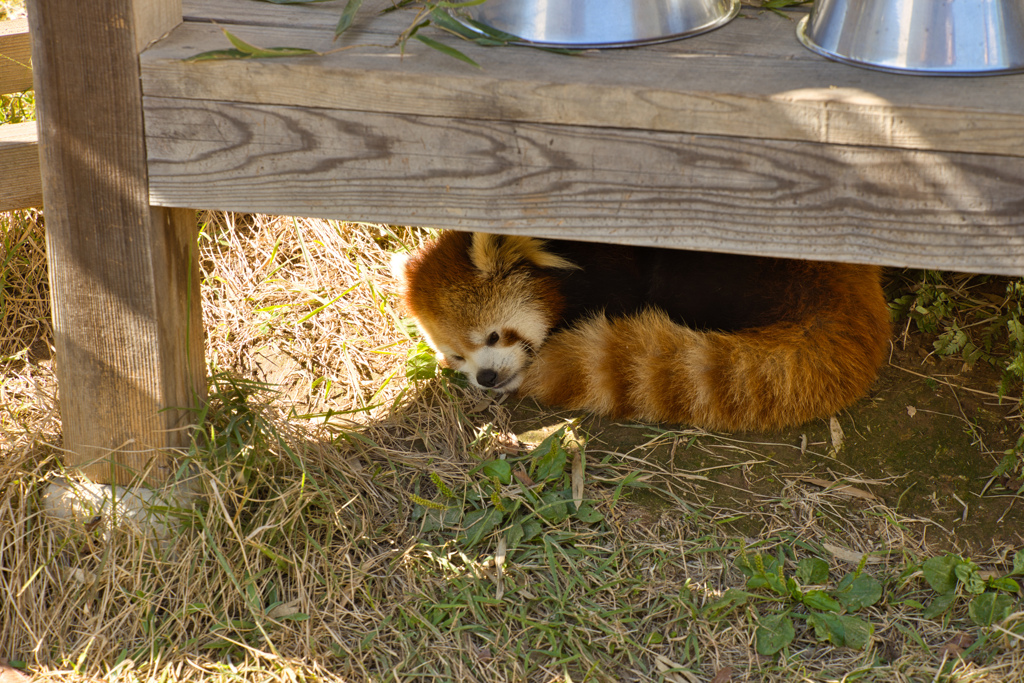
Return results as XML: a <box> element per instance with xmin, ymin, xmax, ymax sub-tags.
<box><xmin>501</xmin><ymin>328</ymin><xmax>1024</xmax><ymax>556</ymax></box>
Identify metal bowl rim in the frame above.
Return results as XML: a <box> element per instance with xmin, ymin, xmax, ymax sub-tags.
<box><xmin>796</xmin><ymin>13</ymin><xmax>1024</xmax><ymax>77</ymax></box>
<box><xmin>455</xmin><ymin>0</ymin><xmax>742</xmax><ymax>50</ymax></box>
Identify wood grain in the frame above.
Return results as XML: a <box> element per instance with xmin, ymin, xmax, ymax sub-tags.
<box><xmin>0</xmin><ymin>120</ymin><xmax>41</xmax><ymax>210</ymax></box>
<box><xmin>139</xmin><ymin>3</ymin><xmax>1024</xmax><ymax>157</ymax></box>
<box><xmin>29</xmin><ymin>0</ymin><xmax>203</xmax><ymax>486</ymax></box>
<box><xmin>0</xmin><ymin>18</ymin><xmax>32</xmax><ymax>95</ymax></box>
<box><xmin>133</xmin><ymin>0</ymin><xmax>182</xmax><ymax>53</ymax></box>
<box><xmin>145</xmin><ymin>98</ymin><xmax>1024</xmax><ymax>275</ymax></box>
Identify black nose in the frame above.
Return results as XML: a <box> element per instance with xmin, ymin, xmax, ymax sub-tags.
<box><xmin>476</xmin><ymin>369</ymin><xmax>498</xmax><ymax>387</ymax></box>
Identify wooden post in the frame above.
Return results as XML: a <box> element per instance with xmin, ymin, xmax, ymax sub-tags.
<box><xmin>27</xmin><ymin>0</ymin><xmax>204</xmax><ymax>486</ymax></box>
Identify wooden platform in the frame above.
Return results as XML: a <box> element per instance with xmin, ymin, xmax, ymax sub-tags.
<box><xmin>140</xmin><ymin>0</ymin><xmax>1024</xmax><ymax>275</ymax></box>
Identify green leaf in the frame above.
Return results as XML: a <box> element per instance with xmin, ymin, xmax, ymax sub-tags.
<box><xmin>573</xmin><ymin>502</ymin><xmax>604</xmax><ymax>523</ymax></box>
<box><xmin>734</xmin><ymin>552</ymin><xmax>758</xmax><ymax>577</ymax></box>
<box><xmin>459</xmin><ymin>16</ymin><xmax>523</xmax><ymax>43</ymax></box>
<box><xmin>222</xmin><ymin>29</ymin><xmax>318</xmax><ymax>59</ymax></box>
<box><xmin>988</xmin><ymin>576</ymin><xmax>1020</xmax><ymax>594</ymax></box>
<box><xmin>1013</xmin><ymin>550</ymin><xmax>1024</xmax><ymax>576</ymax></box>
<box><xmin>755</xmin><ymin>614</ymin><xmax>795</xmax><ymax>656</ymax></box>
<box><xmin>278</xmin><ymin>610</ymin><xmax>309</xmax><ymax>622</ymax></box>
<box><xmin>795</xmin><ymin>557</ymin><xmax>830</xmax><ymax>585</ymax></box>
<box><xmin>335</xmin><ymin>0</ymin><xmax>364</xmax><ymax>37</ymax></box>
<box><xmin>420</xmin><ymin>504</ymin><xmax>462</xmax><ymax>533</ymax></box>
<box><xmin>434</xmin><ymin>0</ymin><xmax>491</xmax><ymax>8</ymax></box>
<box><xmin>954</xmin><ymin>560</ymin><xmax>987</xmax><ymax>594</ymax></box>
<box><xmin>459</xmin><ymin>507</ymin><xmax>504</xmax><ymax>547</ymax></box>
<box><xmin>738</xmin><ymin>553</ymin><xmax>787</xmax><ymax>595</ymax></box>
<box><xmin>186</xmin><ymin>48</ymin><xmax>254</xmax><ymax>62</ymax></box>
<box><xmin>969</xmin><ymin>592</ymin><xmax>1014</xmax><ymax>626</ymax></box>
<box><xmin>1008</xmin><ymin>318</ymin><xmax>1024</xmax><ymax>345</ymax></box>
<box><xmin>704</xmin><ymin>589</ymin><xmax>752</xmax><ymax>621</ymax></box>
<box><xmin>406</xmin><ymin>341</ymin><xmax>438</xmax><ymax>380</ymax></box>
<box><xmin>833</xmin><ymin>573</ymin><xmax>883</xmax><ymax>612</ymax></box>
<box><xmin>479</xmin><ymin>459</ymin><xmax>512</xmax><ymax>486</ymax></box>
<box><xmin>922</xmin><ymin>554</ymin><xmax>962</xmax><ymax>594</ymax></box>
<box><xmin>536</xmin><ymin>489</ymin><xmax>572</xmax><ymax>523</ymax></box>
<box><xmin>923</xmin><ymin>591</ymin><xmax>957</xmax><ymax>620</ymax></box>
<box><xmin>428</xmin><ymin>6</ymin><xmax>486</xmax><ymax>40</ymax></box>
<box><xmin>413</xmin><ymin>34</ymin><xmax>480</xmax><ymax>68</ymax></box>
<box><xmin>505</xmin><ymin>520</ymin><xmax>524</xmax><ymax>550</ymax></box>
<box><xmin>840</xmin><ymin>616</ymin><xmax>874</xmax><ymax>650</ymax></box>
<box><xmin>520</xmin><ymin>518</ymin><xmax>543</xmax><ymax>543</ymax></box>
<box><xmin>807</xmin><ymin>612</ymin><xmax>873</xmax><ymax>649</ymax></box>
<box><xmin>802</xmin><ymin>590</ymin><xmax>841</xmax><ymax>613</ymax></box>
<box><xmin>457</xmin><ymin>15</ymin><xmax>580</xmax><ymax>55</ymax></box>
<box><xmin>532</xmin><ymin>433</ymin><xmax>568</xmax><ymax>482</ymax></box>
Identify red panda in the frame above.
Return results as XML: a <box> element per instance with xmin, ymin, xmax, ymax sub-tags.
<box><xmin>392</xmin><ymin>231</ymin><xmax>891</xmax><ymax>432</ymax></box>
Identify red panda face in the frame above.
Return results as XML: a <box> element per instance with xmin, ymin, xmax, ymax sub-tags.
<box><xmin>392</xmin><ymin>232</ymin><xmax>572</xmax><ymax>394</ymax></box>
<box><xmin>402</xmin><ymin>267</ymin><xmax>553</xmax><ymax>393</ymax></box>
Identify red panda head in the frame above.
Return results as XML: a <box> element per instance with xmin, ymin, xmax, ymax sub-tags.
<box><xmin>393</xmin><ymin>232</ymin><xmax>575</xmax><ymax>393</ymax></box>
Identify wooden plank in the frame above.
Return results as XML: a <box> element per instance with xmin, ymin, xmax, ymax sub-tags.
<box><xmin>0</xmin><ymin>120</ymin><xmax>42</xmax><ymax>210</ymax></box>
<box><xmin>134</xmin><ymin>0</ymin><xmax>183</xmax><ymax>52</ymax></box>
<box><xmin>1</xmin><ymin>18</ymin><xmax>33</xmax><ymax>95</ymax></box>
<box><xmin>29</xmin><ymin>0</ymin><xmax>203</xmax><ymax>486</ymax></box>
<box><xmin>144</xmin><ymin>97</ymin><xmax>1024</xmax><ymax>276</ymax></box>
<box><xmin>139</xmin><ymin>4</ymin><xmax>1024</xmax><ymax>157</ymax></box>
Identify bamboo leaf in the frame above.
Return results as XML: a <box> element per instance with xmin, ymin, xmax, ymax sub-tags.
<box><xmin>224</xmin><ymin>29</ymin><xmax>318</xmax><ymax>58</ymax></box>
<box><xmin>429</xmin><ymin>7</ymin><xmax>487</xmax><ymax>40</ymax></box>
<box><xmin>434</xmin><ymin>0</ymin><xmax>490</xmax><ymax>8</ymax></box>
<box><xmin>335</xmin><ymin>0</ymin><xmax>364</xmax><ymax>37</ymax></box>
<box><xmin>413</xmin><ymin>34</ymin><xmax>480</xmax><ymax>68</ymax></box>
<box><xmin>186</xmin><ymin>48</ymin><xmax>253</xmax><ymax>62</ymax></box>
<box><xmin>460</xmin><ymin>17</ymin><xmax>522</xmax><ymax>43</ymax></box>
<box><xmin>188</xmin><ymin>28</ymin><xmax>318</xmax><ymax>60</ymax></box>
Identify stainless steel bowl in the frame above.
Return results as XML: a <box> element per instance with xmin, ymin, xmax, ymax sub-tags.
<box><xmin>797</xmin><ymin>0</ymin><xmax>1024</xmax><ymax>76</ymax></box>
<box><xmin>460</xmin><ymin>0</ymin><xmax>740</xmax><ymax>49</ymax></box>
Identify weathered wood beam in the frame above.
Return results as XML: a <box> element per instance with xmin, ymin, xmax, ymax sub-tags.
<box><xmin>0</xmin><ymin>121</ymin><xmax>40</xmax><ymax>211</ymax></box>
<box><xmin>28</xmin><ymin>0</ymin><xmax>202</xmax><ymax>486</ymax></box>
<box><xmin>1</xmin><ymin>21</ymin><xmax>40</xmax><ymax>211</ymax></box>
<box><xmin>140</xmin><ymin>12</ymin><xmax>1024</xmax><ymax>158</ymax></box>
<box><xmin>145</xmin><ymin>99</ymin><xmax>1024</xmax><ymax>276</ymax></box>
<box><xmin>0</xmin><ymin>18</ymin><xmax>33</xmax><ymax>96</ymax></box>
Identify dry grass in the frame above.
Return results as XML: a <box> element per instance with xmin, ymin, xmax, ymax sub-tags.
<box><xmin>2</xmin><ymin>209</ymin><xmax>1023</xmax><ymax>682</ymax></box>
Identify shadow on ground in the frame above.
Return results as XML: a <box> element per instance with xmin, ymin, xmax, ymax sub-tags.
<box><xmin>503</xmin><ymin>330</ymin><xmax>1024</xmax><ymax>555</ymax></box>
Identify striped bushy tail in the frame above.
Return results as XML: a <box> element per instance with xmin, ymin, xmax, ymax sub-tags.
<box><xmin>520</xmin><ymin>303</ymin><xmax>890</xmax><ymax>432</ymax></box>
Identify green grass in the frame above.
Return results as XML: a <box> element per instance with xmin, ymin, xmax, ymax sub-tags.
<box><xmin>5</xmin><ymin>366</ymin><xmax>1022</xmax><ymax>681</ymax></box>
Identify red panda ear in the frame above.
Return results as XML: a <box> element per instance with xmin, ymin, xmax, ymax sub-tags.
<box><xmin>469</xmin><ymin>233</ymin><xmax>578</xmax><ymax>277</ymax></box>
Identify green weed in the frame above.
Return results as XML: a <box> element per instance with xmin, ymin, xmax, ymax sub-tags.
<box><xmin>891</xmin><ymin>271</ymin><xmax>1024</xmax><ymax>481</ymax></box>
<box><xmin>728</xmin><ymin>548</ymin><xmax>882</xmax><ymax>655</ymax></box>
<box><xmin>918</xmin><ymin>551</ymin><xmax>1023</xmax><ymax>626</ymax></box>
<box><xmin>411</xmin><ymin>423</ymin><xmax>605</xmax><ymax>553</ymax></box>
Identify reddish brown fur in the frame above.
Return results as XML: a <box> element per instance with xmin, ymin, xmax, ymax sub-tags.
<box><xmin>396</xmin><ymin>232</ymin><xmax>891</xmax><ymax>432</ymax></box>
